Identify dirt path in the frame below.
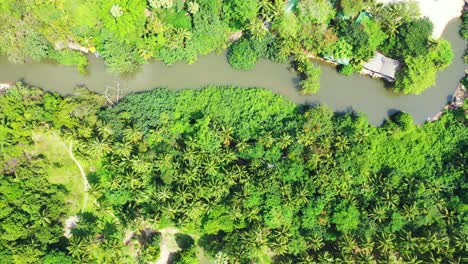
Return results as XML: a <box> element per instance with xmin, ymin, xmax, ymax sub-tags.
<box><xmin>67</xmin><ymin>141</ymin><xmax>90</xmax><ymax>211</ymax></box>
<box><xmin>154</xmin><ymin>227</ymin><xmax>179</xmax><ymax>264</ymax></box>
<box><xmin>67</xmin><ymin>141</ymin><xmax>89</xmax><ymax>192</ymax></box>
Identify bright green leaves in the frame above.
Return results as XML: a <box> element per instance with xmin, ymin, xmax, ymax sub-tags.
<box><xmin>228</xmin><ymin>38</ymin><xmax>258</xmax><ymax>70</ymax></box>
<box><xmin>223</xmin><ymin>0</ymin><xmax>258</xmax><ymax>29</ymax></box>
<box><xmin>395</xmin><ymin>39</ymin><xmax>454</xmax><ymax>95</ymax></box>
<box><xmin>332</xmin><ymin>202</ymin><xmax>360</xmax><ymax>234</ymax></box>
<box><xmin>99</xmin><ymin>0</ymin><xmax>147</xmax><ymax>43</ymax></box>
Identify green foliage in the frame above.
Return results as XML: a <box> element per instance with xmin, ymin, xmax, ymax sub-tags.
<box><xmin>331</xmin><ymin>39</ymin><xmax>353</xmax><ymax>60</ymax></box>
<box><xmin>429</xmin><ymin>39</ymin><xmax>454</xmax><ymax>70</ymax></box>
<box><xmin>0</xmin><ymin>86</ymin><xmax>94</xmax><ymax>263</ymax></box>
<box><xmin>362</xmin><ymin>17</ymin><xmax>387</xmax><ymax>53</ymax></box>
<box><xmin>42</xmin><ymin>251</ymin><xmax>73</xmax><ymax>264</ymax></box>
<box><xmin>297</xmin><ymin>0</ymin><xmax>335</xmax><ymax>25</ymax></box>
<box><xmin>160</xmin><ymin>8</ymin><xmax>192</xmax><ymax>30</ymax></box>
<box><xmin>223</xmin><ymin>0</ymin><xmax>258</xmax><ymax>29</ymax></box>
<box><xmin>461</xmin><ymin>10</ymin><xmax>468</xmax><ymax>40</ymax></box>
<box><xmin>295</xmin><ymin>57</ymin><xmax>321</xmax><ymax>95</ymax></box>
<box><xmin>332</xmin><ymin>202</ymin><xmax>360</xmax><ymax>233</ymax></box>
<box><xmin>24</xmin><ymin>31</ymin><xmax>52</xmax><ymax>62</ymax></box>
<box><xmin>49</xmin><ymin>50</ymin><xmax>88</xmax><ymax>73</ymax></box>
<box><xmin>0</xmin><ymin>0</ymin><xmax>453</xmax><ymax>90</ymax></box>
<box><xmin>1</xmin><ymin>85</ymin><xmax>467</xmax><ymax>263</ymax></box>
<box><xmin>272</xmin><ymin>13</ymin><xmax>299</xmax><ymax>39</ymax></box>
<box><xmin>97</xmin><ymin>86</ymin><xmax>467</xmax><ymax>263</ymax></box>
<box><xmin>395</xmin><ymin>55</ymin><xmax>437</xmax><ymax>95</ymax></box>
<box><xmin>395</xmin><ymin>17</ymin><xmax>433</xmax><ymax>58</ymax></box>
<box><xmin>337</xmin><ymin>64</ymin><xmax>357</xmax><ymax>76</ymax></box>
<box><xmin>335</xmin><ymin>19</ymin><xmax>374</xmax><ymax>61</ymax></box>
<box><xmin>340</xmin><ymin>0</ymin><xmax>364</xmax><ymax>18</ymax></box>
<box><xmin>395</xmin><ymin>39</ymin><xmax>454</xmax><ymax>94</ymax></box>
<box><xmin>98</xmin><ymin>0</ymin><xmax>146</xmax><ymax>42</ymax></box>
<box><xmin>227</xmin><ymin>38</ymin><xmax>258</xmax><ymax>70</ymax></box>
<box><xmin>173</xmin><ymin>244</ymin><xmax>198</xmax><ymax>264</ymax></box>
<box><xmin>98</xmin><ymin>32</ymin><xmax>142</xmax><ymax>74</ymax></box>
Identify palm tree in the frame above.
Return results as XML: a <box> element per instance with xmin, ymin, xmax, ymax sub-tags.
<box><xmin>318</xmin><ymin>251</ymin><xmax>335</xmax><ymax>263</ymax></box>
<box><xmin>306</xmin><ymin>233</ymin><xmax>324</xmax><ymax>252</ymax></box>
<box><xmin>97</xmin><ymin>125</ymin><xmax>114</xmax><ymax>140</ymax></box>
<box><xmin>204</xmin><ymin>159</ymin><xmax>219</xmax><ymax>176</ymax></box>
<box><xmin>155</xmin><ymin>186</ymin><xmax>172</xmax><ymax>202</ymax></box>
<box><xmin>278</xmin><ymin>133</ymin><xmax>292</xmax><ymax>150</ymax></box>
<box><xmin>258</xmin><ymin>0</ymin><xmax>275</xmax><ymax>21</ymax></box>
<box><xmin>334</xmin><ymin>135</ymin><xmax>349</xmax><ymax>151</ymax></box>
<box><xmin>271</xmin><ymin>240</ymin><xmax>288</xmax><ymax>256</ymax></box>
<box><xmin>77</xmin><ymin>126</ymin><xmax>93</xmax><ymax>139</ymax></box>
<box><xmin>357</xmin><ymin>250</ymin><xmax>375</xmax><ymax>263</ymax></box>
<box><xmin>297</xmin><ymin>253</ymin><xmax>315</xmax><ymax>264</ymax></box>
<box><xmin>377</xmin><ymin>232</ymin><xmax>396</xmax><ymax>255</ymax></box>
<box><xmin>138</xmin><ymin>45</ymin><xmax>154</xmax><ymax>61</ymax></box>
<box><xmin>185</xmin><ymin>201</ymin><xmax>206</xmax><ymax>220</ymax></box>
<box><xmin>338</xmin><ymin>234</ymin><xmax>357</xmax><ymax>254</ymax></box>
<box><xmin>243</xmin><ymin>225</ymin><xmax>271</xmax><ymax>261</ymax></box>
<box><xmin>130</xmin><ymin>155</ymin><xmax>152</xmax><ymax>174</ymax></box>
<box><xmin>382</xmin><ymin>191</ymin><xmax>399</xmax><ymax>209</ymax></box>
<box><xmin>68</xmin><ymin>237</ymin><xmax>87</xmax><ymax>259</ymax></box>
<box><xmin>400</xmin><ymin>231</ymin><xmax>418</xmax><ymax>255</ymax></box>
<box><xmin>123</xmin><ymin>127</ymin><xmax>143</xmax><ymax>143</ymax></box>
<box><xmin>236</xmin><ymin>140</ymin><xmax>249</xmax><ymax>152</ymax></box>
<box><xmin>166</xmin><ymin>28</ymin><xmax>191</xmax><ymax>49</ymax></box>
<box><xmin>370</xmin><ymin>204</ymin><xmax>387</xmax><ymax>223</ymax></box>
<box><xmin>402</xmin><ymin>203</ymin><xmax>418</xmax><ymax>222</ymax></box>
<box><xmin>175</xmin><ymin>186</ymin><xmax>193</xmax><ymax>204</ymax></box>
<box><xmin>87</xmin><ymin>138</ymin><xmax>112</xmax><ymax>157</ymax></box>
<box><xmin>114</xmin><ymin>142</ymin><xmax>133</xmax><ymax>158</ymax></box>
<box><xmin>218</xmin><ymin>125</ymin><xmax>234</xmax><ymax>147</ymax></box>
<box><xmin>249</xmin><ymin>18</ymin><xmax>268</xmax><ymax>40</ymax></box>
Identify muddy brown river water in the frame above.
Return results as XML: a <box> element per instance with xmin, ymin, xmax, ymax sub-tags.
<box><xmin>0</xmin><ymin>19</ymin><xmax>465</xmax><ymax>125</ymax></box>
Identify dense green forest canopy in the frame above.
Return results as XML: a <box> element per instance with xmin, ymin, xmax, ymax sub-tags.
<box><xmin>0</xmin><ymin>0</ymin><xmax>455</xmax><ymax>94</ymax></box>
<box><xmin>0</xmin><ymin>84</ymin><xmax>466</xmax><ymax>263</ymax></box>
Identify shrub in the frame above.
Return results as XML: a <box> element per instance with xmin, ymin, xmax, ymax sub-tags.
<box><xmin>98</xmin><ymin>32</ymin><xmax>142</xmax><ymax>74</ymax></box>
<box><xmin>295</xmin><ymin>56</ymin><xmax>321</xmax><ymax>94</ymax></box>
<box><xmin>227</xmin><ymin>38</ymin><xmax>258</xmax><ymax>70</ymax></box>
<box><xmin>395</xmin><ymin>17</ymin><xmax>433</xmax><ymax>58</ymax></box>
<box><xmin>24</xmin><ymin>31</ymin><xmax>51</xmax><ymax>62</ymax></box>
<box><xmin>338</xmin><ymin>64</ymin><xmax>356</xmax><ymax>76</ymax></box>
<box><xmin>223</xmin><ymin>0</ymin><xmax>258</xmax><ymax>29</ymax></box>
<box><xmin>49</xmin><ymin>50</ymin><xmax>88</xmax><ymax>73</ymax></box>
<box><xmin>395</xmin><ymin>55</ymin><xmax>437</xmax><ymax>95</ymax></box>
<box><xmin>429</xmin><ymin>39</ymin><xmax>454</xmax><ymax>70</ymax></box>
<box><xmin>300</xmin><ymin>65</ymin><xmax>321</xmax><ymax>94</ymax></box>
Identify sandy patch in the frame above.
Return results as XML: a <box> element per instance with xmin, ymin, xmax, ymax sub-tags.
<box><xmin>64</xmin><ymin>215</ymin><xmax>79</xmax><ymax>238</ymax></box>
<box><xmin>152</xmin><ymin>227</ymin><xmax>179</xmax><ymax>264</ymax></box>
<box><xmin>376</xmin><ymin>0</ymin><xmax>465</xmax><ymax>38</ymax></box>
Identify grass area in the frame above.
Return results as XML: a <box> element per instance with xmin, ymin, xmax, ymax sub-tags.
<box><xmin>32</xmin><ymin>131</ymin><xmax>86</xmax><ymax>214</ymax></box>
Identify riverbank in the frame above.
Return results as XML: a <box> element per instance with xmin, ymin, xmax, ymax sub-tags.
<box><xmin>0</xmin><ymin>19</ymin><xmax>464</xmax><ymax>125</ymax></box>
<box><xmin>376</xmin><ymin>0</ymin><xmax>465</xmax><ymax>38</ymax></box>
<box><xmin>428</xmin><ymin>84</ymin><xmax>467</xmax><ymax>121</ymax></box>
<box><xmin>0</xmin><ymin>82</ymin><xmax>12</xmax><ymax>93</ymax></box>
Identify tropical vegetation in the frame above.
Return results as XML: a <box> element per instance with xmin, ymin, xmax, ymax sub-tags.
<box><xmin>0</xmin><ymin>0</ymin><xmax>455</xmax><ymax>94</ymax></box>
<box><xmin>0</xmin><ymin>84</ymin><xmax>466</xmax><ymax>263</ymax></box>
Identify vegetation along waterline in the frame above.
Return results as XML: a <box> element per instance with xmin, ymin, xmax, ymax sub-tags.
<box><xmin>0</xmin><ymin>0</ymin><xmax>463</xmax><ymax>95</ymax></box>
<box><xmin>0</xmin><ymin>17</ymin><xmax>465</xmax><ymax>125</ymax></box>
<box><xmin>0</xmin><ymin>84</ymin><xmax>467</xmax><ymax>264</ymax></box>
<box><xmin>1</xmin><ymin>0</ymin><xmax>468</xmax><ymax>263</ymax></box>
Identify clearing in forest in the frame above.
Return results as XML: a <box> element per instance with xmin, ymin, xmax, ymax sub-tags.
<box><xmin>32</xmin><ymin>132</ymin><xmax>89</xmax><ymax>214</ymax></box>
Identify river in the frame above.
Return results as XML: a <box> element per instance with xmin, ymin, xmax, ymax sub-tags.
<box><xmin>0</xmin><ymin>19</ymin><xmax>465</xmax><ymax>125</ymax></box>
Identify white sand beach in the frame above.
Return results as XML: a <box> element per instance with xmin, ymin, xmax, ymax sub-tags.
<box><xmin>376</xmin><ymin>0</ymin><xmax>465</xmax><ymax>38</ymax></box>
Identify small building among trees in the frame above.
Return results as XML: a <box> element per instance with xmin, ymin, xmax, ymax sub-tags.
<box><xmin>362</xmin><ymin>52</ymin><xmax>401</xmax><ymax>82</ymax></box>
